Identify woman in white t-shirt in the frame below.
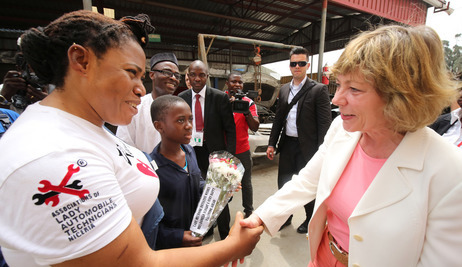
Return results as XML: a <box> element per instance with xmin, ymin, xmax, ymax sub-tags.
<box><xmin>0</xmin><ymin>10</ymin><xmax>262</xmax><ymax>267</ymax></box>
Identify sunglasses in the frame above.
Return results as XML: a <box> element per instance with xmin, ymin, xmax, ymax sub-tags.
<box><xmin>152</xmin><ymin>69</ymin><xmax>181</xmax><ymax>80</ymax></box>
<box><xmin>290</xmin><ymin>61</ymin><xmax>308</xmax><ymax>67</ymax></box>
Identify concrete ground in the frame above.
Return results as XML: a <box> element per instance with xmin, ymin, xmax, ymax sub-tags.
<box><xmin>203</xmin><ymin>155</ymin><xmax>311</xmax><ymax>267</ymax></box>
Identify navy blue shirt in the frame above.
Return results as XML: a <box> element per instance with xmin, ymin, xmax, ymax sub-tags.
<box><xmin>150</xmin><ymin>144</ymin><xmax>204</xmax><ymax>249</ymax></box>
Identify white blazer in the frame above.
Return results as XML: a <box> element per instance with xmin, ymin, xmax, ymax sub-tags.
<box><xmin>255</xmin><ymin>117</ymin><xmax>462</xmax><ymax>267</ymax></box>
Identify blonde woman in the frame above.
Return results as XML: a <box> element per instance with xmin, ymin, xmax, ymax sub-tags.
<box><xmin>242</xmin><ymin>25</ymin><xmax>462</xmax><ymax>267</ymax></box>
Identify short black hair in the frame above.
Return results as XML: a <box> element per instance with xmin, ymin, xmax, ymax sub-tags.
<box><xmin>150</xmin><ymin>95</ymin><xmax>188</xmax><ymax>122</ymax></box>
<box><xmin>227</xmin><ymin>71</ymin><xmax>242</xmax><ymax>81</ymax></box>
<box><xmin>289</xmin><ymin>47</ymin><xmax>309</xmax><ymax>58</ymax></box>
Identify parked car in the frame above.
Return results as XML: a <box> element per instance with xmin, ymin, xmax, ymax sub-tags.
<box><xmin>248</xmin><ymin>123</ymin><xmax>272</xmax><ymax>158</ymax></box>
<box><xmin>256</xmin><ymin>104</ymin><xmax>275</xmax><ymax>123</ymax></box>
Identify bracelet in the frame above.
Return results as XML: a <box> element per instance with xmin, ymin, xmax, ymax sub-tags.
<box><xmin>0</xmin><ymin>94</ymin><xmax>11</xmax><ymax>106</ymax></box>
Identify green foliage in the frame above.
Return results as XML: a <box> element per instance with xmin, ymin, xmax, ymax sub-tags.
<box><xmin>443</xmin><ymin>34</ymin><xmax>462</xmax><ymax>75</ymax></box>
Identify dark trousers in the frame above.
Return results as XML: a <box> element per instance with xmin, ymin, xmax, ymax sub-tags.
<box><xmin>194</xmin><ymin>144</ymin><xmax>230</xmax><ymax>240</ymax></box>
<box><xmin>278</xmin><ymin>136</ymin><xmax>315</xmax><ymax>221</ymax></box>
<box><xmin>235</xmin><ymin>150</ymin><xmax>253</xmax><ymax>215</ymax></box>
<box><xmin>0</xmin><ymin>247</ymin><xmax>8</xmax><ymax>267</ymax></box>
<box><xmin>194</xmin><ymin>145</ymin><xmax>210</xmax><ymax>179</ymax></box>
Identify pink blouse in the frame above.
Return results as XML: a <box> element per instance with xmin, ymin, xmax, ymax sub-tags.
<box><xmin>325</xmin><ymin>143</ymin><xmax>386</xmax><ymax>252</ymax></box>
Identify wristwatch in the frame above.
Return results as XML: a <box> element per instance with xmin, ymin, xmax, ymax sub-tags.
<box><xmin>0</xmin><ymin>94</ymin><xmax>11</xmax><ymax>106</ymax></box>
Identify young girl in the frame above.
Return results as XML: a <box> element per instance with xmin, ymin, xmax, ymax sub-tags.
<box><xmin>149</xmin><ymin>95</ymin><xmax>204</xmax><ymax>249</ymax></box>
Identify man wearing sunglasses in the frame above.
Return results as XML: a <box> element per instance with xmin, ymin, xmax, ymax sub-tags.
<box><xmin>267</xmin><ymin>47</ymin><xmax>332</xmax><ymax>234</ymax></box>
<box><xmin>116</xmin><ymin>52</ymin><xmax>180</xmax><ymax>153</ymax></box>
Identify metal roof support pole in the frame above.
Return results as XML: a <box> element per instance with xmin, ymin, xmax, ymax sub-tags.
<box><xmin>199</xmin><ymin>34</ymin><xmax>302</xmax><ymax>50</ymax></box>
<box><xmin>198</xmin><ymin>34</ymin><xmax>211</xmax><ymax>87</ymax></box>
<box><xmin>205</xmin><ymin>37</ymin><xmax>215</xmax><ymax>56</ymax></box>
<box><xmin>317</xmin><ymin>0</ymin><xmax>328</xmax><ymax>83</ymax></box>
<box><xmin>310</xmin><ymin>54</ymin><xmax>314</xmax><ymax>79</ymax></box>
<box><xmin>198</xmin><ymin>33</ymin><xmax>302</xmax><ymax>87</ymax></box>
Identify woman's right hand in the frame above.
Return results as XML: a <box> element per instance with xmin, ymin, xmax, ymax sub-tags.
<box><xmin>224</xmin><ymin>211</ymin><xmax>264</xmax><ymax>266</ymax></box>
<box><xmin>55</xmin><ymin>214</ymin><xmax>263</xmax><ymax>267</ymax></box>
<box><xmin>240</xmin><ymin>213</ymin><xmax>263</xmax><ymax>229</ymax></box>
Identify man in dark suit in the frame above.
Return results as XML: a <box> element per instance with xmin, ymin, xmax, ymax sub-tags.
<box><xmin>430</xmin><ymin>112</ymin><xmax>456</xmax><ymax>135</ymax></box>
<box><xmin>178</xmin><ymin>60</ymin><xmax>236</xmax><ymax>240</ymax></box>
<box><xmin>266</xmin><ymin>47</ymin><xmax>332</xmax><ymax>233</ymax></box>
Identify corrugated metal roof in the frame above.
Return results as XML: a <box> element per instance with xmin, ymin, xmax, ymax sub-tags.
<box><xmin>331</xmin><ymin>0</ymin><xmax>427</xmax><ymax>25</ymax></box>
<box><xmin>0</xmin><ymin>0</ymin><xmax>430</xmax><ymax>70</ymax></box>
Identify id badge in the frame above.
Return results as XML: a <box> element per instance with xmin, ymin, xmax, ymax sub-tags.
<box><xmin>192</xmin><ymin>131</ymin><xmax>204</xmax><ymax>147</ymax></box>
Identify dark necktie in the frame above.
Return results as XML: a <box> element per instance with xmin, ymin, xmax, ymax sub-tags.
<box><xmin>195</xmin><ymin>94</ymin><xmax>204</xmax><ymax>131</ymax></box>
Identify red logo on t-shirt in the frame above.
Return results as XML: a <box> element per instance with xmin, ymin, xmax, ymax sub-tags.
<box><xmin>136</xmin><ymin>159</ymin><xmax>158</xmax><ymax>178</ymax></box>
<box><xmin>32</xmin><ymin>164</ymin><xmax>90</xmax><ymax>207</ymax></box>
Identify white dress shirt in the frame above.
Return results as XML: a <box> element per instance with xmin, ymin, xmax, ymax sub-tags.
<box><xmin>285</xmin><ymin>76</ymin><xmax>307</xmax><ymax>137</ymax></box>
<box><xmin>192</xmin><ymin>85</ymin><xmax>206</xmax><ymax>133</ymax></box>
<box><xmin>116</xmin><ymin>94</ymin><xmax>161</xmax><ymax>153</ymax></box>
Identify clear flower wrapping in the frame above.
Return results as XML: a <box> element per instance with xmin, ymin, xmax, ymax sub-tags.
<box><xmin>190</xmin><ymin>151</ymin><xmax>244</xmax><ymax>237</ymax></box>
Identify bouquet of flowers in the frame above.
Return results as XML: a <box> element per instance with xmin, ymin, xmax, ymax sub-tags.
<box><xmin>190</xmin><ymin>150</ymin><xmax>244</xmax><ymax>237</ymax></box>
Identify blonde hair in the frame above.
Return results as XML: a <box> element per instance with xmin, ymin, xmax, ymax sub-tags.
<box><xmin>331</xmin><ymin>25</ymin><xmax>458</xmax><ymax>132</ymax></box>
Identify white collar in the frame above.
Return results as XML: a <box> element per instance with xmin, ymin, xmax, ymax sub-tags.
<box><xmin>449</xmin><ymin>107</ymin><xmax>462</xmax><ymax>124</ymax></box>
<box><xmin>194</xmin><ymin>85</ymin><xmax>206</xmax><ymax>99</ymax></box>
<box><xmin>290</xmin><ymin>76</ymin><xmax>308</xmax><ymax>89</ymax></box>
